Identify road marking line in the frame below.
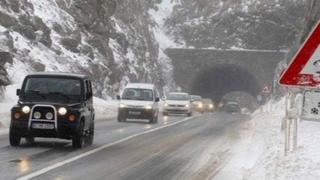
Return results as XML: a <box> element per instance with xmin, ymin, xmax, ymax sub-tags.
<box><xmin>18</xmin><ymin>115</ymin><xmax>199</xmax><ymax>180</ymax></box>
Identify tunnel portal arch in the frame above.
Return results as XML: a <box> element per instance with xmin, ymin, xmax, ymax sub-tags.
<box><xmin>190</xmin><ymin>65</ymin><xmax>261</xmax><ymax>103</ymax></box>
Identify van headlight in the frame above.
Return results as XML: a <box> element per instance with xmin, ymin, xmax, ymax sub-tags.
<box><xmin>119</xmin><ymin>104</ymin><xmax>127</xmax><ymax>108</ymax></box>
<box><xmin>209</xmin><ymin>104</ymin><xmax>214</xmax><ymax>109</ymax></box>
<box><xmin>198</xmin><ymin>103</ymin><xmax>203</xmax><ymax>108</ymax></box>
<box><xmin>58</xmin><ymin>107</ymin><xmax>67</xmax><ymax>116</ymax></box>
<box><xmin>164</xmin><ymin>103</ymin><xmax>168</xmax><ymax>107</ymax></box>
<box><xmin>145</xmin><ymin>105</ymin><xmax>153</xmax><ymax>110</ymax></box>
<box><xmin>185</xmin><ymin>104</ymin><xmax>189</xmax><ymax>108</ymax></box>
<box><xmin>22</xmin><ymin>106</ymin><xmax>30</xmax><ymax>114</ymax></box>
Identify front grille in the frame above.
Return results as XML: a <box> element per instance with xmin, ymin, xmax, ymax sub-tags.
<box><xmin>28</xmin><ymin>105</ymin><xmax>58</xmax><ymax>130</ymax></box>
<box><xmin>169</xmin><ymin>104</ymin><xmax>186</xmax><ymax>107</ymax></box>
<box><xmin>32</xmin><ymin>106</ymin><xmax>55</xmax><ymax>120</ymax></box>
<box><xmin>127</xmin><ymin>105</ymin><xmax>144</xmax><ymax>108</ymax></box>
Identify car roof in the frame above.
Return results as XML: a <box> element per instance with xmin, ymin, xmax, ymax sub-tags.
<box><xmin>191</xmin><ymin>95</ymin><xmax>201</xmax><ymax>97</ymax></box>
<box><xmin>226</xmin><ymin>101</ymin><xmax>239</xmax><ymax>104</ymax></box>
<box><xmin>26</xmin><ymin>72</ymin><xmax>88</xmax><ymax>79</ymax></box>
<box><xmin>168</xmin><ymin>92</ymin><xmax>189</xmax><ymax>95</ymax></box>
<box><xmin>125</xmin><ymin>83</ymin><xmax>155</xmax><ymax>90</ymax></box>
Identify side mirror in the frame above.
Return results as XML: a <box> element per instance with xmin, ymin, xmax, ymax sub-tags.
<box><xmin>155</xmin><ymin>97</ymin><xmax>160</xmax><ymax>102</ymax></box>
<box><xmin>116</xmin><ymin>95</ymin><xmax>120</xmax><ymax>100</ymax></box>
<box><xmin>161</xmin><ymin>96</ymin><xmax>166</xmax><ymax>101</ymax></box>
<box><xmin>16</xmin><ymin>89</ymin><xmax>21</xmax><ymax>96</ymax></box>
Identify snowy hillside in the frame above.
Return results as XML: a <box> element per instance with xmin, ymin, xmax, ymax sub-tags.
<box><xmin>0</xmin><ymin>0</ymin><xmax>176</xmax><ymax>100</ymax></box>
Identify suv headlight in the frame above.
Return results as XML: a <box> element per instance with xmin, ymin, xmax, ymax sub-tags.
<box><xmin>198</xmin><ymin>103</ymin><xmax>203</xmax><ymax>108</ymax></box>
<box><xmin>145</xmin><ymin>105</ymin><xmax>153</xmax><ymax>110</ymax></box>
<box><xmin>164</xmin><ymin>103</ymin><xmax>168</xmax><ymax>107</ymax></box>
<box><xmin>58</xmin><ymin>107</ymin><xmax>67</xmax><ymax>115</ymax></box>
<box><xmin>22</xmin><ymin>106</ymin><xmax>30</xmax><ymax>114</ymax></box>
<box><xmin>119</xmin><ymin>104</ymin><xmax>127</xmax><ymax>108</ymax></box>
<box><xmin>185</xmin><ymin>104</ymin><xmax>189</xmax><ymax>108</ymax></box>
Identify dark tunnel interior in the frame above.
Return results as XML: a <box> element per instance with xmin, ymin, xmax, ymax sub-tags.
<box><xmin>190</xmin><ymin>65</ymin><xmax>261</xmax><ymax>104</ymax></box>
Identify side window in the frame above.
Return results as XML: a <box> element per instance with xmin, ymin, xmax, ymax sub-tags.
<box><xmin>85</xmin><ymin>80</ymin><xmax>91</xmax><ymax>94</ymax></box>
<box><xmin>88</xmin><ymin>81</ymin><xmax>92</xmax><ymax>94</ymax></box>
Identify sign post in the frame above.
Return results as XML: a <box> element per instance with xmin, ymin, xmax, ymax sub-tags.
<box><xmin>279</xmin><ymin>21</ymin><xmax>320</xmax><ymax>155</ymax></box>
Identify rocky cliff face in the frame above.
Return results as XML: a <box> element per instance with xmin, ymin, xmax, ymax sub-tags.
<box><xmin>0</xmin><ymin>0</ymin><xmax>168</xmax><ymax>99</ymax></box>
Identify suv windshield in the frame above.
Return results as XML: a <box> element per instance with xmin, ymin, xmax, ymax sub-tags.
<box><xmin>167</xmin><ymin>93</ymin><xmax>190</xmax><ymax>101</ymax></box>
<box><xmin>22</xmin><ymin>77</ymin><xmax>82</xmax><ymax>103</ymax></box>
<box><xmin>122</xmin><ymin>88</ymin><xmax>153</xmax><ymax>101</ymax></box>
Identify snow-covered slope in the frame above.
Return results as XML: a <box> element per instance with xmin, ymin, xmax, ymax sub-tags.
<box><xmin>0</xmin><ymin>0</ymin><xmax>175</xmax><ymax>100</ymax></box>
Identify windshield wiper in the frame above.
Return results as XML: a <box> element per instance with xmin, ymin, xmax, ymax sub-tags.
<box><xmin>47</xmin><ymin>92</ymin><xmax>71</xmax><ymax>102</ymax></box>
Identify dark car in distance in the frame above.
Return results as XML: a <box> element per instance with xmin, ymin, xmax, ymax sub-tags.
<box><xmin>219</xmin><ymin>101</ymin><xmax>241</xmax><ymax>113</ymax></box>
<box><xmin>10</xmin><ymin>72</ymin><xmax>95</xmax><ymax>148</ymax></box>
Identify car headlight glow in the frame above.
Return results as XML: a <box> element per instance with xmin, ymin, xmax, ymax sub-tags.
<box><xmin>198</xmin><ymin>103</ymin><xmax>203</xmax><ymax>108</ymax></box>
<box><xmin>145</xmin><ymin>105</ymin><xmax>153</xmax><ymax>110</ymax></box>
<box><xmin>58</xmin><ymin>107</ymin><xmax>67</xmax><ymax>116</ymax></box>
<box><xmin>164</xmin><ymin>103</ymin><xmax>168</xmax><ymax>107</ymax></box>
<box><xmin>119</xmin><ymin>104</ymin><xmax>127</xmax><ymax>108</ymax></box>
<box><xmin>185</xmin><ymin>104</ymin><xmax>189</xmax><ymax>108</ymax></box>
<box><xmin>22</xmin><ymin>106</ymin><xmax>30</xmax><ymax>114</ymax></box>
<box><xmin>209</xmin><ymin>104</ymin><xmax>214</xmax><ymax>108</ymax></box>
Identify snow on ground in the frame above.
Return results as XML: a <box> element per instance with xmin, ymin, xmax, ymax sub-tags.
<box><xmin>93</xmin><ymin>97</ymin><xmax>118</xmax><ymax>120</ymax></box>
<box><xmin>214</xmin><ymin>98</ymin><xmax>320</xmax><ymax>180</ymax></box>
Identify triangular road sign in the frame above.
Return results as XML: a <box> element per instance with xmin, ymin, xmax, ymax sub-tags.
<box><xmin>279</xmin><ymin>21</ymin><xmax>320</xmax><ymax>87</ymax></box>
<box><xmin>262</xmin><ymin>86</ymin><xmax>271</xmax><ymax>94</ymax></box>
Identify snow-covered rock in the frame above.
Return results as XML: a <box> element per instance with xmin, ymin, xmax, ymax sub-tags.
<box><xmin>0</xmin><ymin>0</ymin><xmax>175</xmax><ymax>100</ymax></box>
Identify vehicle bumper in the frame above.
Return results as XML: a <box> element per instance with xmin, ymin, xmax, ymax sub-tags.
<box><xmin>163</xmin><ymin>107</ymin><xmax>191</xmax><ymax>114</ymax></box>
<box><xmin>118</xmin><ymin>108</ymin><xmax>155</xmax><ymax>119</ymax></box>
<box><xmin>10</xmin><ymin>118</ymin><xmax>79</xmax><ymax>139</ymax></box>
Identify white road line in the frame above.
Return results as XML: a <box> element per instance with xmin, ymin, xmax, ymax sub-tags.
<box><xmin>17</xmin><ymin>115</ymin><xmax>199</xmax><ymax>180</ymax></box>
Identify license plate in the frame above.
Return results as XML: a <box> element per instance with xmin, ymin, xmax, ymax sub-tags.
<box><xmin>32</xmin><ymin>123</ymin><xmax>55</xmax><ymax>129</ymax></box>
<box><xmin>129</xmin><ymin>111</ymin><xmax>141</xmax><ymax>115</ymax></box>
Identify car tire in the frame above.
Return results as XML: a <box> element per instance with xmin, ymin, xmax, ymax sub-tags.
<box><xmin>72</xmin><ymin>121</ymin><xmax>85</xmax><ymax>148</ymax></box>
<box><xmin>85</xmin><ymin>121</ymin><xmax>94</xmax><ymax>145</ymax></box>
<box><xmin>9</xmin><ymin>128</ymin><xmax>21</xmax><ymax>147</ymax></box>
<box><xmin>149</xmin><ymin>113</ymin><xmax>158</xmax><ymax>124</ymax></box>
<box><xmin>26</xmin><ymin>136</ymin><xmax>35</xmax><ymax>145</ymax></box>
<box><xmin>153</xmin><ymin>114</ymin><xmax>158</xmax><ymax>124</ymax></box>
<box><xmin>117</xmin><ymin>114</ymin><xmax>126</xmax><ymax>122</ymax></box>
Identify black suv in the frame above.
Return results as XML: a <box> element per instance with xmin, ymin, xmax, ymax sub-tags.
<box><xmin>10</xmin><ymin>72</ymin><xmax>95</xmax><ymax>148</ymax></box>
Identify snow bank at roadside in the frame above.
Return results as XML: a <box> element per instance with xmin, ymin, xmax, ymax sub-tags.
<box><xmin>214</xmin><ymin>98</ymin><xmax>320</xmax><ymax>180</ymax></box>
<box><xmin>93</xmin><ymin>97</ymin><xmax>118</xmax><ymax>120</ymax></box>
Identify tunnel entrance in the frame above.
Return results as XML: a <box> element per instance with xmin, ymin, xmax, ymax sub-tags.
<box><xmin>190</xmin><ymin>65</ymin><xmax>261</xmax><ymax>109</ymax></box>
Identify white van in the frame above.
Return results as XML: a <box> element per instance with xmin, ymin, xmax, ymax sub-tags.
<box><xmin>117</xmin><ymin>83</ymin><xmax>160</xmax><ymax>123</ymax></box>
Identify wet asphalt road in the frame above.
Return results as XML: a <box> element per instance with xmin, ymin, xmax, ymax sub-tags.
<box><xmin>0</xmin><ymin>112</ymin><xmax>250</xmax><ymax>180</ymax></box>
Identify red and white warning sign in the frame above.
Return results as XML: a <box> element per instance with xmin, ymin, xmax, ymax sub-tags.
<box><xmin>279</xmin><ymin>21</ymin><xmax>320</xmax><ymax>87</ymax></box>
<box><xmin>262</xmin><ymin>85</ymin><xmax>271</xmax><ymax>94</ymax></box>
